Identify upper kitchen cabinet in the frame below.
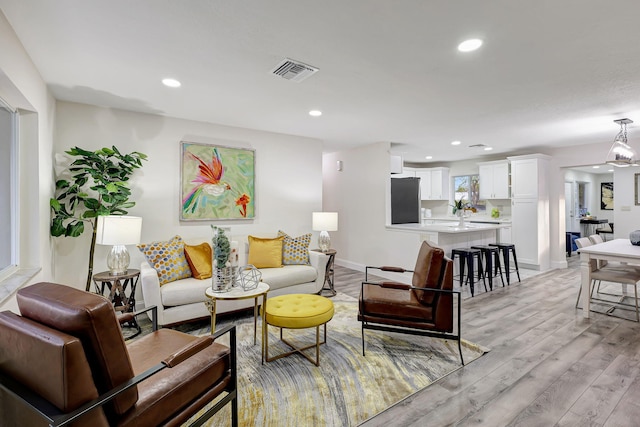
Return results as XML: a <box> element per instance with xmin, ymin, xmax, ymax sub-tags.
<box><xmin>478</xmin><ymin>160</ymin><xmax>510</xmax><ymax>199</ymax></box>
<box><xmin>416</xmin><ymin>167</ymin><xmax>450</xmax><ymax>200</ymax></box>
<box><xmin>509</xmin><ymin>155</ymin><xmax>549</xmax><ymax>199</ymax></box>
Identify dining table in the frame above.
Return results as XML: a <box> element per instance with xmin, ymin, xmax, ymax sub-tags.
<box><xmin>578</xmin><ymin>238</ymin><xmax>640</xmax><ymax>318</ymax></box>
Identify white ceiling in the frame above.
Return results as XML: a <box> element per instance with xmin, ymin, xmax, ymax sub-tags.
<box><xmin>2</xmin><ymin>0</ymin><xmax>640</xmax><ymax>163</ymax></box>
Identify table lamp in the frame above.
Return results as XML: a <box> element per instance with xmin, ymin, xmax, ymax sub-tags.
<box><xmin>312</xmin><ymin>212</ymin><xmax>338</xmax><ymax>252</ymax></box>
<box><xmin>96</xmin><ymin>215</ymin><xmax>143</xmax><ymax>275</ymax></box>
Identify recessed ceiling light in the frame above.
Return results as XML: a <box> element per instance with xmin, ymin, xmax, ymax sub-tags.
<box><xmin>484</xmin><ymin>147</ymin><xmax>493</xmax><ymax>151</ymax></box>
<box><xmin>425</xmin><ymin>155</ymin><xmax>433</xmax><ymax>160</ymax></box>
<box><xmin>309</xmin><ymin>110</ymin><xmax>322</xmax><ymax>117</ymax></box>
<box><xmin>592</xmin><ymin>165</ymin><xmax>600</xmax><ymax>169</ymax></box>
<box><xmin>451</xmin><ymin>140</ymin><xmax>461</xmax><ymax>146</ymax></box>
<box><xmin>458</xmin><ymin>39</ymin><xmax>483</xmax><ymax>52</ymax></box>
<box><xmin>162</xmin><ymin>78</ymin><xmax>181</xmax><ymax>88</ymax></box>
<box><xmin>608</xmin><ymin>169</ymin><xmax>614</xmax><ymax>172</ymax></box>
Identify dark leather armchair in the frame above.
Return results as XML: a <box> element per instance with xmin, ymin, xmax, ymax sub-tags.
<box><xmin>0</xmin><ymin>282</ymin><xmax>237</xmax><ymax>427</ymax></box>
<box><xmin>358</xmin><ymin>241</ymin><xmax>463</xmax><ymax>364</ymax></box>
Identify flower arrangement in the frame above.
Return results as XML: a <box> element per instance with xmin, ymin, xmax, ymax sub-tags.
<box><xmin>451</xmin><ymin>197</ymin><xmax>477</xmax><ymax>215</ymax></box>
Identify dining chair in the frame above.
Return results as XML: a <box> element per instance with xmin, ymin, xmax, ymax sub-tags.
<box><xmin>575</xmin><ymin>237</ymin><xmax>640</xmax><ymax>321</ymax></box>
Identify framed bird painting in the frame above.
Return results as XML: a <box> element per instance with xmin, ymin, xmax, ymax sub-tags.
<box><xmin>180</xmin><ymin>141</ymin><xmax>255</xmax><ymax>220</ymax></box>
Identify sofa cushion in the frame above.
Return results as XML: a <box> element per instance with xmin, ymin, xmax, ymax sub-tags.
<box><xmin>161</xmin><ymin>277</ymin><xmax>212</xmax><ymax>307</ymax></box>
<box><xmin>138</xmin><ymin>235</ymin><xmax>192</xmax><ymax>285</ymax></box>
<box><xmin>184</xmin><ymin>242</ymin><xmax>213</xmax><ymax>280</ymax></box>
<box><xmin>259</xmin><ymin>265</ymin><xmax>317</xmax><ymax>291</ymax></box>
<box><xmin>278</xmin><ymin>230</ymin><xmax>311</xmax><ymax>265</ymax></box>
<box><xmin>248</xmin><ymin>235</ymin><xmax>284</xmax><ymax>268</ymax></box>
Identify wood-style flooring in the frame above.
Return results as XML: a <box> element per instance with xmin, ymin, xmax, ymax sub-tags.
<box><xmin>334</xmin><ymin>257</ymin><xmax>640</xmax><ymax>427</ymax></box>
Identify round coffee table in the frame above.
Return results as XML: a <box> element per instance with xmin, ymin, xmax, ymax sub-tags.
<box><xmin>205</xmin><ymin>282</ymin><xmax>270</xmax><ymax>345</ymax></box>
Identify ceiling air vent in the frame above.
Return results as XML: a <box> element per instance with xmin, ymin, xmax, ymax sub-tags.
<box><xmin>271</xmin><ymin>58</ymin><xmax>318</xmax><ymax>82</ymax></box>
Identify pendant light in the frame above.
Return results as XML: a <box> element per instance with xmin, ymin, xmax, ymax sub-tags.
<box><xmin>606</xmin><ymin>118</ymin><xmax>638</xmax><ymax>167</ymax></box>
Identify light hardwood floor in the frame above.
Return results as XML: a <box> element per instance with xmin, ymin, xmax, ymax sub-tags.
<box><xmin>336</xmin><ymin>257</ymin><xmax>640</xmax><ymax>427</ymax></box>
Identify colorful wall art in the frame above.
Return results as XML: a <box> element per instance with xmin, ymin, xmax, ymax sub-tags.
<box><xmin>181</xmin><ymin>142</ymin><xmax>255</xmax><ymax>220</ymax></box>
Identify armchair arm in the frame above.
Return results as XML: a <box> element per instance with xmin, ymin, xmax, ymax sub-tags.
<box><xmin>0</xmin><ymin>325</ymin><xmax>237</xmax><ymax>427</ymax></box>
<box><xmin>117</xmin><ymin>305</ymin><xmax>158</xmax><ymax>331</ymax></box>
<box><xmin>140</xmin><ymin>262</ymin><xmax>165</xmax><ymax>326</ymax></box>
<box><xmin>308</xmin><ymin>250</ymin><xmax>330</xmax><ymax>292</ymax></box>
<box><xmin>365</xmin><ymin>265</ymin><xmax>414</xmax><ymax>281</ymax></box>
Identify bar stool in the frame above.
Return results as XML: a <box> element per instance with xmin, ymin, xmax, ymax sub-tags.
<box><xmin>451</xmin><ymin>248</ymin><xmax>487</xmax><ymax>297</ymax></box>
<box><xmin>489</xmin><ymin>243</ymin><xmax>521</xmax><ymax>285</ymax></box>
<box><xmin>470</xmin><ymin>245</ymin><xmax>505</xmax><ymax>291</ymax></box>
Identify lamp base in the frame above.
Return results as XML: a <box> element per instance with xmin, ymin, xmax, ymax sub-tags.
<box><xmin>318</xmin><ymin>231</ymin><xmax>331</xmax><ymax>252</ymax></box>
<box><xmin>107</xmin><ymin>245</ymin><xmax>131</xmax><ymax>276</ymax></box>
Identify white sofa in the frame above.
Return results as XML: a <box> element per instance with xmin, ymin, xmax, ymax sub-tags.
<box><xmin>140</xmin><ymin>246</ymin><xmax>329</xmax><ymax>327</ymax></box>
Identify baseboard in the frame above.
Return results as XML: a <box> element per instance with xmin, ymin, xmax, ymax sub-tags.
<box><xmin>551</xmin><ymin>260</ymin><xmax>568</xmax><ymax>269</ymax></box>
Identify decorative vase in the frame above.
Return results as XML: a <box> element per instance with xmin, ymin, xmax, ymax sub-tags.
<box><xmin>211</xmin><ymin>226</ymin><xmax>233</xmax><ymax>292</ymax></box>
<box><xmin>213</xmin><ymin>266</ymin><xmax>238</xmax><ymax>292</ymax></box>
<box><xmin>457</xmin><ymin>210</ymin><xmax>465</xmax><ymax>228</ymax></box>
<box><xmin>630</xmin><ymin>230</ymin><xmax>640</xmax><ymax>246</ymax></box>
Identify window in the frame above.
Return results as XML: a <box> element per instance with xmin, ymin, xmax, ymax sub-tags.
<box><xmin>0</xmin><ymin>100</ymin><xmax>16</xmax><ymax>278</ymax></box>
<box><xmin>453</xmin><ymin>175</ymin><xmax>486</xmax><ymax>212</ymax></box>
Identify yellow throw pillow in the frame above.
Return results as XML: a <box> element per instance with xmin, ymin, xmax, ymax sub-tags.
<box><xmin>248</xmin><ymin>235</ymin><xmax>284</xmax><ymax>268</ymax></box>
<box><xmin>184</xmin><ymin>243</ymin><xmax>212</xmax><ymax>280</ymax></box>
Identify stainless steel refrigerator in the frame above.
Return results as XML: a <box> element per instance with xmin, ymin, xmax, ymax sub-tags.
<box><xmin>391</xmin><ymin>177</ymin><xmax>420</xmax><ymax>224</ymax></box>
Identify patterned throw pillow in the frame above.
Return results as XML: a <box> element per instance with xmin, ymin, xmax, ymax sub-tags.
<box><xmin>278</xmin><ymin>230</ymin><xmax>311</xmax><ymax>265</ymax></box>
<box><xmin>137</xmin><ymin>235</ymin><xmax>192</xmax><ymax>285</ymax></box>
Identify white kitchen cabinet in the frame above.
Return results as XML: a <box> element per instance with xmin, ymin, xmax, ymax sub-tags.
<box><xmin>416</xmin><ymin>167</ymin><xmax>449</xmax><ymax>200</ymax></box>
<box><xmin>394</xmin><ymin>166</ymin><xmax>416</xmax><ymax>178</ymax></box>
<box><xmin>498</xmin><ymin>226</ymin><xmax>512</xmax><ymax>243</ymax></box>
<box><xmin>478</xmin><ymin>160</ymin><xmax>510</xmax><ymax>199</ymax></box>
<box><xmin>507</xmin><ymin>154</ymin><xmax>551</xmax><ymax>270</ymax></box>
<box><xmin>510</xmin><ymin>157</ymin><xmax>539</xmax><ymax>198</ymax></box>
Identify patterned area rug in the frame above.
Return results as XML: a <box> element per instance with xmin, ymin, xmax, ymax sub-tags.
<box><xmin>180</xmin><ymin>293</ymin><xmax>488</xmax><ymax>427</ymax></box>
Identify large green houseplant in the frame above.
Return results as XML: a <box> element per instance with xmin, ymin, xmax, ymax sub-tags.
<box><xmin>50</xmin><ymin>146</ymin><xmax>147</xmax><ymax>291</ymax></box>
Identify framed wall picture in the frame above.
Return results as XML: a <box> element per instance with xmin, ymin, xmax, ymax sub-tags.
<box><xmin>600</xmin><ymin>182</ymin><xmax>614</xmax><ymax>210</ymax></box>
<box><xmin>180</xmin><ymin>142</ymin><xmax>255</xmax><ymax>221</ymax></box>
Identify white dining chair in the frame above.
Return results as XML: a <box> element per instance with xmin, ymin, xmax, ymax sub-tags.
<box><xmin>575</xmin><ymin>237</ymin><xmax>640</xmax><ymax>321</ymax></box>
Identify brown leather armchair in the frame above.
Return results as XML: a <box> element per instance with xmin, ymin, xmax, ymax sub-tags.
<box><xmin>358</xmin><ymin>241</ymin><xmax>463</xmax><ymax>364</ymax></box>
<box><xmin>0</xmin><ymin>282</ymin><xmax>237</xmax><ymax>427</ymax></box>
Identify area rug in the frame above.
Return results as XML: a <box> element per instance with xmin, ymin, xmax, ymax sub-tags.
<box><xmin>178</xmin><ymin>293</ymin><xmax>488</xmax><ymax>427</ymax></box>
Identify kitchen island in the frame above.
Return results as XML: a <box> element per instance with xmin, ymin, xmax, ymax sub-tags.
<box><xmin>387</xmin><ymin>222</ymin><xmax>510</xmax><ymax>259</ymax></box>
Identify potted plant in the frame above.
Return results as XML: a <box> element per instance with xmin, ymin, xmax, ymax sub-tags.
<box><xmin>50</xmin><ymin>146</ymin><xmax>147</xmax><ymax>291</ymax></box>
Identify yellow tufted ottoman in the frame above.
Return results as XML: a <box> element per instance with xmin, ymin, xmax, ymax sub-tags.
<box><xmin>263</xmin><ymin>294</ymin><xmax>334</xmax><ymax>366</ymax></box>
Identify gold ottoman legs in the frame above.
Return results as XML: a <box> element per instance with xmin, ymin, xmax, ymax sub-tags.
<box><xmin>263</xmin><ymin>294</ymin><xmax>334</xmax><ymax>366</ymax></box>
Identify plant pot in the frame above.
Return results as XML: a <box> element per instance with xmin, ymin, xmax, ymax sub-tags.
<box><xmin>212</xmin><ymin>266</ymin><xmax>238</xmax><ymax>292</ymax></box>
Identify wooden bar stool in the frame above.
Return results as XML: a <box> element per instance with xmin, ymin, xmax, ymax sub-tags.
<box><xmin>470</xmin><ymin>245</ymin><xmax>505</xmax><ymax>290</ymax></box>
<box><xmin>451</xmin><ymin>248</ymin><xmax>487</xmax><ymax>297</ymax></box>
<box><xmin>489</xmin><ymin>243</ymin><xmax>521</xmax><ymax>285</ymax></box>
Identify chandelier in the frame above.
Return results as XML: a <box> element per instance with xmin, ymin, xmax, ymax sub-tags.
<box><xmin>606</xmin><ymin>118</ymin><xmax>637</xmax><ymax>167</ymax></box>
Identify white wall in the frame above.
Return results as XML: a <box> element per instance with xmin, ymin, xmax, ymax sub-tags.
<box><xmin>53</xmin><ymin>101</ymin><xmax>324</xmax><ymax>289</ymax></box>
<box><xmin>613</xmin><ymin>167</ymin><xmax>640</xmax><ymax>239</ymax></box>
<box><xmin>0</xmin><ymin>11</ymin><xmax>56</xmax><ymax>312</ymax></box>
<box><xmin>323</xmin><ymin>142</ymin><xmax>425</xmax><ymax>274</ymax></box>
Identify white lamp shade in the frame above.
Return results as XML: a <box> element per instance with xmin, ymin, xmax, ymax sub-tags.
<box><xmin>312</xmin><ymin>212</ymin><xmax>338</xmax><ymax>232</ymax></box>
<box><xmin>95</xmin><ymin>215</ymin><xmax>142</xmax><ymax>245</ymax></box>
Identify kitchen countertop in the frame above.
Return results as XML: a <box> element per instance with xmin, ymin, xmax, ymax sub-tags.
<box><xmin>423</xmin><ymin>216</ymin><xmax>511</xmax><ymax>224</ymax></box>
<box><xmin>387</xmin><ymin>222</ymin><xmax>509</xmax><ymax>234</ymax></box>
